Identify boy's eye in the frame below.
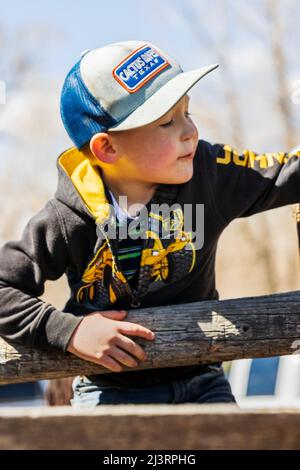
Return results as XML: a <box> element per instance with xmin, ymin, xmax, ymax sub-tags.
<box><xmin>160</xmin><ymin>118</ymin><xmax>174</xmax><ymax>128</ymax></box>
<box><xmin>160</xmin><ymin>112</ymin><xmax>192</xmax><ymax>128</ymax></box>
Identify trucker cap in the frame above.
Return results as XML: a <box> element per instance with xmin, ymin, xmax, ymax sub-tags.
<box><xmin>60</xmin><ymin>40</ymin><xmax>218</xmax><ymax>148</ymax></box>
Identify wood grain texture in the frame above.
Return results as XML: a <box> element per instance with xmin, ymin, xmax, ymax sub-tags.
<box><xmin>0</xmin><ymin>405</ymin><xmax>300</xmax><ymax>450</ymax></box>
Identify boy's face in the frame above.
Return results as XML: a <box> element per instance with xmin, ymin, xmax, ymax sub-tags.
<box><xmin>104</xmin><ymin>94</ymin><xmax>198</xmax><ymax>185</ymax></box>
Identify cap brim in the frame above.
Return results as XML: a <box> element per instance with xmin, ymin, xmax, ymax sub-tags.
<box><xmin>108</xmin><ymin>63</ymin><xmax>218</xmax><ymax>132</ymax></box>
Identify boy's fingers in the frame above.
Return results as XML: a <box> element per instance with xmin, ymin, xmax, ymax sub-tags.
<box><xmin>119</xmin><ymin>322</ymin><xmax>155</xmax><ymax>340</ymax></box>
<box><xmin>99</xmin><ymin>354</ymin><xmax>123</xmax><ymax>373</ymax></box>
<box><xmin>109</xmin><ymin>345</ymin><xmax>138</xmax><ymax>368</ymax></box>
<box><xmin>68</xmin><ymin>349</ymin><xmax>123</xmax><ymax>373</ymax></box>
<box><xmin>115</xmin><ymin>335</ymin><xmax>147</xmax><ymax>361</ymax></box>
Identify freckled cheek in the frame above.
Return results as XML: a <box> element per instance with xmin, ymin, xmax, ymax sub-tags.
<box><xmin>137</xmin><ymin>153</ymin><xmax>160</xmax><ymax>174</ymax></box>
<box><xmin>153</xmin><ymin>139</ymin><xmax>177</xmax><ymax>161</ymax></box>
<box><xmin>132</xmin><ymin>137</ymin><xmax>176</xmax><ymax>173</ymax></box>
<box><xmin>149</xmin><ymin>145</ymin><xmax>177</xmax><ymax>172</ymax></box>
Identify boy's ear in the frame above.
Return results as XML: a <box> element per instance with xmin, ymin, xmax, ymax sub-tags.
<box><xmin>90</xmin><ymin>133</ymin><xmax>118</xmax><ymax>164</ymax></box>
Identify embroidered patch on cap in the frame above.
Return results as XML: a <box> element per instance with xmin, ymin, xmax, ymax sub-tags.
<box><xmin>112</xmin><ymin>45</ymin><xmax>170</xmax><ymax>94</ymax></box>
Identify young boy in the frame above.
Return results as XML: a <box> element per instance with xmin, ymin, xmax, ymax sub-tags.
<box><xmin>0</xmin><ymin>40</ymin><xmax>299</xmax><ymax>407</ymax></box>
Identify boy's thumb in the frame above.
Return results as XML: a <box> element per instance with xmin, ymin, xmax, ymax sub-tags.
<box><xmin>100</xmin><ymin>310</ymin><xmax>127</xmax><ymax>320</ymax></box>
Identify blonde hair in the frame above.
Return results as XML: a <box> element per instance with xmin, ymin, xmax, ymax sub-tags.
<box><xmin>80</xmin><ymin>142</ymin><xmax>100</xmax><ymax>167</ymax></box>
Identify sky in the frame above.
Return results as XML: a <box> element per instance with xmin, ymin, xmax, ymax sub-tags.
<box><xmin>1</xmin><ymin>0</ymin><xmax>298</xmax><ymax>109</ymax></box>
<box><xmin>0</xmin><ymin>0</ymin><xmax>216</xmax><ymax>80</ymax></box>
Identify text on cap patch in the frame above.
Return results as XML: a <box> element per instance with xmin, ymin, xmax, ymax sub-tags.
<box><xmin>112</xmin><ymin>45</ymin><xmax>170</xmax><ymax>94</ymax></box>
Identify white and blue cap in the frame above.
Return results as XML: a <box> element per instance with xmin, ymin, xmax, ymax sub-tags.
<box><xmin>60</xmin><ymin>40</ymin><xmax>218</xmax><ymax>148</ymax></box>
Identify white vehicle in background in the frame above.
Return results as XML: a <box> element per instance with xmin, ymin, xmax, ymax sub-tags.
<box><xmin>228</xmin><ymin>355</ymin><xmax>300</xmax><ymax>408</ymax></box>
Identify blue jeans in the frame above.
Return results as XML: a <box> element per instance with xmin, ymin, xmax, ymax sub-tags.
<box><xmin>70</xmin><ymin>365</ymin><xmax>236</xmax><ymax>408</ymax></box>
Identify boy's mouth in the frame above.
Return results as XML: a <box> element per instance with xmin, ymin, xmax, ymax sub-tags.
<box><xmin>178</xmin><ymin>152</ymin><xmax>194</xmax><ymax>160</ymax></box>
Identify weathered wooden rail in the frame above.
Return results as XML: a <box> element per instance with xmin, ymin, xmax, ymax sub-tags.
<box><xmin>1</xmin><ymin>405</ymin><xmax>300</xmax><ymax>450</ymax></box>
<box><xmin>1</xmin><ymin>289</ymin><xmax>300</xmax><ymax>384</ymax></box>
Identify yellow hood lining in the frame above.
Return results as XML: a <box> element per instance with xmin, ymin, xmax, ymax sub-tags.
<box><xmin>58</xmin><ymin>147</ymin><xmax>110</xmax><ymax>224</ymax></box>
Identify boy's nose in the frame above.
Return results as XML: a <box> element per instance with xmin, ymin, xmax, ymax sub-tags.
<box><xmin>182</xmin><ymin>120</ymin><xmax>198</xmax><ymax>142</ymax></box>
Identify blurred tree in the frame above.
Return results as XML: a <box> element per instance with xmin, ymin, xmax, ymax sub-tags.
<box><xmin>0</xmin><ymin>24</ymin><xmax>66</xmax><ymax>243</ymax></box>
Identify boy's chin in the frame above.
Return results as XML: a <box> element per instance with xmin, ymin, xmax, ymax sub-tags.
<box><xmin>162</xmin><ymin>168</ymin><xmax>194</xmax><ymax>185</ymax></box>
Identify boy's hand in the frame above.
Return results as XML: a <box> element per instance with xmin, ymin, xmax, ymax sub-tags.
<box><xmin>66</xmin><ymin>310</ymin><xmax>155</xmax><ymax>372</ymax></box>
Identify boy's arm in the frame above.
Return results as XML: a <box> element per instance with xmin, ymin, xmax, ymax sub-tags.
<box><xmin>0</xmin><ymin>200</ymin><xmax>83</xmax><ymax>353</ymax></box>
<box><xmin>199</xmin><ymin>140</ymin><xmax>300</xmax><ymax>224</ymax></box>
